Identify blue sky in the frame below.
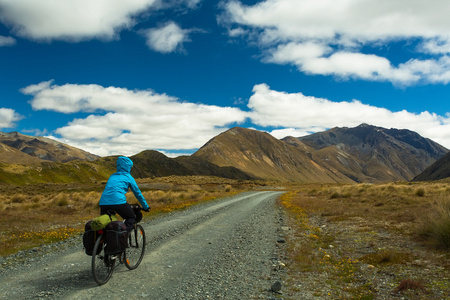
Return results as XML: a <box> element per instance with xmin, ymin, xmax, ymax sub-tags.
<box><xmin>0</xmin><ymin>0</ymin><xmax>450</xmax><ymax>157</ymax></box>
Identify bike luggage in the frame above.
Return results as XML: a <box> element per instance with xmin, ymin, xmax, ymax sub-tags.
<box><xmin>90</xmin><ymin>214</ymin><xmax>117</xmax><ymax>231</ymax></box>
<box><xmin>104</xmin><ymin>221</ymin><xmax>127</xmax><ymax>255</ymax></box>
<box><xmin>83</xmin><ymin>221</ymin><xmax>102</xmax><ymax>255</ymax></box>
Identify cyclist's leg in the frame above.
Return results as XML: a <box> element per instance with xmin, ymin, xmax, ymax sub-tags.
<box><xmin>104</xmin><ymin>203</ymin><xmax>136</xmax><ymax>232</ymax></box>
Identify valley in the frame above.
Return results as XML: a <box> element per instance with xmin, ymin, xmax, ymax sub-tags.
<box><xmin>0</xmin><ymin>124</ymin><xmax>449</xmax><ymax>299</ymax></box>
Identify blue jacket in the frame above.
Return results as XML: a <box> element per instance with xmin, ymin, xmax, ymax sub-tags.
<box><xmin>99</xmin><ymin>156</ymin><xmax>149</xmax><ymax>210</ymax></box>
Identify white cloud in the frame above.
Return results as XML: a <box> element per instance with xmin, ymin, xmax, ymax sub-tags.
<box><xmin>269</xmin><ymin>127</ymin><xmax>325</xmax><ymax>139</ymax></box>
<box><xmin>248</xmin><ymin>84</ymin><xmax>450</xmax><ymax>148</ymax></box>
<box><xmin>420</xmin><ymin>38</ymin><xmax>450</xmax><ymax>55</ymax></box>
<box><xmin>228</xmin><ymin>27</ymin><xmax>247</xmax><ymax>37</ymax></box>
<box><xmin>0</xmin><ymin>0</ymin><xmax>205</xmax><ymax>42</ymax></box>
<box><xmin>0</xmin><ymin>0</ymin><xmax>158</xmax><ymax>41</ymax></box>
<box><xmin>21</xmin><ymin>81</ymin><xmax>248</xmax><ymax>156</ymax></box>
<box><xmin>0</xmin><ymin>35</ymin><xmax>15</xmax><ymax>46</ymax></box>
<box><xmin>19</xmin><ymin>81</ymin><xmax>450</xmax><ymax>155</ymax></box>
<box><xmin>223</xmin><ymin>0</ymin><xmax>450</xmax><ymax>85</ymax></box>
<box><xmin>0</xmin><ymin>108</ymin><xmax>22</xmax><ymax>128</ymax></box>
<box><xmin>225</xmin><ymin>0</ymin><xmax>450</xmax><ymax>44</ymax></box>
<box><xmin>142</xmin><ymin>21</ymin><xmax>191</xmax><ymax>53</ymax></box>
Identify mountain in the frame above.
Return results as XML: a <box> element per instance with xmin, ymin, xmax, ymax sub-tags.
<box><xmin>192</xmin><ymin>127</ymin><xmax>354</xmax><ymax>183</ymax></box>
<box><xmin>129</xmin><ymin>150</ymin><xmax>193</xmax><ymax>177</ymax></box>
<box><xmin>413</xmin><ymin>151</ymin><xmax>450</xmax><ymax>181</ymax></box>
<box><xmin>0</xmin><ymin>124</ymin><xmax>447</xmax><ymax>185</ymax></box>
<box><xmin>0</xmin><ymin>142</ymin><xmax>44</xmax><ymax>165</ymax></box>
<box><xmin>129</xmin><ymin>150</ymin><xmax>254</xmax><ymax>180</ymax></box>
<box><xmin>175</xmin><ymin>155</ymin><xmax>254</xmax><ymax>180</ymax></box>
<box><xmin>0</xmin><ymin>131</ymin><xmax>106</xmax><ymax>185</ymax></box>
<box><xmin>0</xmin><ymin>132</ymin><xmax>98</xmax><ymax>163</ymax></box>
<box><xmin>288</xmin><ymin>124</ymin><xmax>448</xmax><ymax>182</ymax></box>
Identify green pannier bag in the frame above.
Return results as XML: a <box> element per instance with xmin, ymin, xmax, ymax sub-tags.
<box><xmin>90</xmin><ymin>214</ymin><xmax>118</xmax><ymax>231</ymax></box>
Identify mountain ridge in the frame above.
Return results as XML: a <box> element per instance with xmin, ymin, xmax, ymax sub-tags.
<box><xmin>413</xmin><ymin>151</ymin><xmax>450</xmax><ymax>181</ymax></box>
<box><xmin>0</xmin><ymin>124</ymin><xmax>447</xmax><ymax>185</ymax></box>
<box><xmin>194</xmin><ymin>127</ymin><xmax>358</xmax><ymax>183</ymax></box>
<box><xmin>287</xmin><ymin>124</ymin><xmax>447</xmax><ymax>182</ymax></box>
<box><xmin>0</xmin><ymin>131</ymin><xmax>98</xmax><ymax>163</ymax></box>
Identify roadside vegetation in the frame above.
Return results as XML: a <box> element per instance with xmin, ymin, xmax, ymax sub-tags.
<box><xmin>0</xmin><ymin>176</ymin><xmax>263</xmax><ymax>256</ymax></box>
<box><xmin>1</xmin><ymin>176</ymin><xmax>449</xmax><ymax>298</ymax></box>
<box><xmin>279</xmin><ymin>181</ymin><xmax>450</xmax><ymax>299</ymax></box>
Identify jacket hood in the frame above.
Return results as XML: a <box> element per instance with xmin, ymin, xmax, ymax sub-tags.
<box><xmin>116</xmin><ymin>156</ymin><xmax>133</xmax><ymax>173</ymax></box>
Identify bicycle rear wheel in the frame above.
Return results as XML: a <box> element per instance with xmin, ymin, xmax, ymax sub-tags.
<box><xmin>91</xmin><ymin>234</ymin><xmax>116</xmax><ymax>285</ymax></box>
<box><xmin>124</xmin><ymin>224</ymin><xmax>146</xmax><ymax>270</ymax></box>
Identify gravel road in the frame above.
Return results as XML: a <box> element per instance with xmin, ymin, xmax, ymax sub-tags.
<box><xmin>0</xmin><ymin>191</ymin><xmax>286</xmax><ymax>299</ymax></box>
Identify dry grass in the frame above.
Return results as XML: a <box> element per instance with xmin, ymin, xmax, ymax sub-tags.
<box><xmin>290</xmin><ymin>182</ymin><xmax>450</xmax><ymax>242</ymax></box>
<box><xmin>417</xmin><ymin>197</ymin><xmax>450</xmax><ymax>249</ymax></box>
<box><xmin>393</xmin><ymin>279</ymin><xmax>426</xmax><ymax>294</ymax></box>
<box><xmin>279</xmin><ymin>181</ymin><xmax>450</xmax><ymax>299</ymax></box>
<box><xmin>0</xmin><ymin>176</ymin><xmax>260</xmax><ymax>256</ymax></box>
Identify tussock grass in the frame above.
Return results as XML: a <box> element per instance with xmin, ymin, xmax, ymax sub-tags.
<box><xmin>418</xmin><ymin>197</ymin><xmax>450</xmax><ymax>250</ymax></box>
<box><xmin>279</xmin><ymin>181</ymin><xmax>450</xmax><ymax>299</ymax></box>
<box><xmin>360</xmin><ymin>250</ymin><xmax>413</xmax><ymax>265</ymax></box>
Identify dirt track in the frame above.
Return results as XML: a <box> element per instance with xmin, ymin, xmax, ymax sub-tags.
<box><xmin>0</xmin><ymin>191</ymin><xmax>285</xmax><ymax>299</ymax></box>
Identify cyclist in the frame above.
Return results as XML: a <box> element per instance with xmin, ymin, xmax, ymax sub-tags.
<box><xmin>99</xmin><ymin>156</ymin><xmax>150</xmax><ymax>232</ymax></box>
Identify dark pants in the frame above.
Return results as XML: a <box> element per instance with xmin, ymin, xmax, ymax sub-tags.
<box><xmin>100</xmin><ymin>203</ymin><xmax>136</xmax><ymax>232</ymax></box>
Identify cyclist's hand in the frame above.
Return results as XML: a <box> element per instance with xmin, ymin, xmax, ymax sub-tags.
<box><xmin>143</xmin><ymin>207</ymin><xmax>151</xmax><ymax>212</ymax></box>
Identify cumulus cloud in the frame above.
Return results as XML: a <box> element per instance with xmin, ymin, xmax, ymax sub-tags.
<box><xmin>142</xmin><ymin>22</ymin><xmax>191</xmax><ymax>53</ymax></box>
<box><xmin>0</xmin><ymin>35</ymin><xmax>15</xmax><ymax>46</ymax></box>
<box><xmin>21</xmin><ymin>81</ymin><xmax>248</xmax><ymax>156</ymax></box>
<box><xmin>223</xmin><ymin>0</ymin><xmax>450</xmax><ymax>85</ymax></box>
<box><xmin>20</xmin><ymin>81</ymin><xmax>450</xmax><ymax>155</ymax></box>
<box><xmin>0</xmin><ymin>108</ymin><xmax>22</xmax><ymax>128</ymax></box>
<box><xmin>0</xmin><ymin>0</ymin><xmax>158</xmax><ymax>41</ymax></box>
<box><xmin>0</xmin><ymin>0</ymin><xmax>204</xmax><ymax>42</ymax></box>
<box><xmin>248</xmin><ymin>84</ymin><xmax>450</xmax><ymax>148</ymax></box>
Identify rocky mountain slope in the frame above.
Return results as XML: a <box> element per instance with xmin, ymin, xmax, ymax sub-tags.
<box><xmin>413</xmin><ymin>151</ymin><xmax>450</xmax><ymax>181</ymax></box>
<box><xmin>0</xmin><ymin>132</ymin><xmax>98</xmax><ymax>163</ymax></box>
<box><xmin>288</xmin><ymin>124</ymin><xmax>447</xmax><ymax>182</ymax></box>
<box><xmin>192</xmin><ymin>127</ymin><xmax>354</xmax><ymax>183</ymax></box>
<box><xmin>0</xmin><ymin>142</ymin><xmax>44</xmax><ymax>165</ymax></box>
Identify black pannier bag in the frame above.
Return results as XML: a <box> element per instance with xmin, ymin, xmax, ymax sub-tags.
<box><xmin>104</xmin><ymin>221</ymin><xmax>128</xmax><ymax>255</ymax></box>
<box><xmin>83</xmin><ymin>221</ymin><xmax>101</xmax><ymax>255</ymax></box>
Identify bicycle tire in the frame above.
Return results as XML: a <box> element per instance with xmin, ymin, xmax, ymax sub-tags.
<box><xmin>124</xmin><ymin>224</ymin><xmax>146</xmax><ymax>270</ymax></box>
<box><xmin>91</xmin><ymin>234</ymin><xmax>116</xmax><ymax>285</ymax></box>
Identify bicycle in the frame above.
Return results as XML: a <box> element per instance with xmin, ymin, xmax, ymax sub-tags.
<box><xmin>91</xmin><ymin>205</ymin><xmax>146</xmax><ymax>285</ymax></box>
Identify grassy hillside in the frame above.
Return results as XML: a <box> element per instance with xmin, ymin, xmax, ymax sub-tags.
<box><xmin>0</xmin><ymin>161</ymin><xmax>114</xmax><ymax>185</ymax></box>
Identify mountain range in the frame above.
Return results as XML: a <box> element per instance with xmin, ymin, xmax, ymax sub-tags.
<box><xmin>0</xmin><ymin>132</ymin><xmax>98</xmax><ymax>163</ymax></box>
<box><xmin>0</xmin><ymin>124</ymin><xmax>448</xmax><ymax>185</ymax></box>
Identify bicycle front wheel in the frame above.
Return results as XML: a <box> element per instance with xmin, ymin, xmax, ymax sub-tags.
<box><xmin>124</xmin><ymin>224</ymin><xmax>146</xmax><ymax>270</ymax></box>
<box><xmin>92</xmin><ymin>234</ymin><xmax>116</xmax><ymax>285</ymax></box>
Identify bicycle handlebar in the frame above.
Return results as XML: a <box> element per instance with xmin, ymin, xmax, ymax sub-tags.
<box><xmin>130</xmin><ymin>204</ymin><xmax>150</xmax><ymax>212</ymax></box>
